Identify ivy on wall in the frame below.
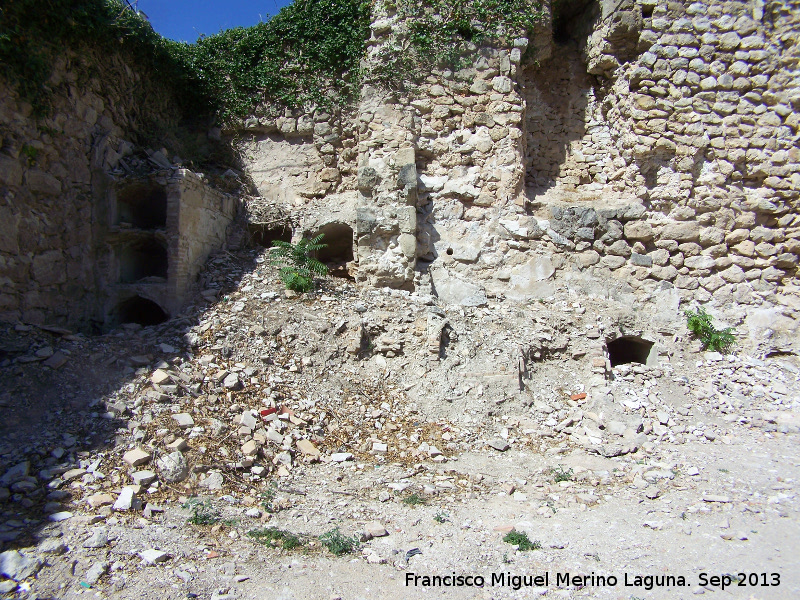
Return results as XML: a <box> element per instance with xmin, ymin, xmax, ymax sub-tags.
<box><xmin>173</xmin><ymin>0</ymin><xmax>373</xmax><ymax>121</ymax></box>
<box><xmin>1</xmin><ymin>0</ymin><xmax>544</xmax><ymax>124</ymax></box>
<box><xmin>0</xmin><ymin>0</ymin><xmax>206</xmax><ymax>118</ymax></box>
<box><xmin>370</xmin><ymin>0</ymin><xmax>545</xmax><ymax>89</ymax></box>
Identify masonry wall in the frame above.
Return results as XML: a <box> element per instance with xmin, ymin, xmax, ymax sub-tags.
<box><xmin>226</xmin><ymin>0</ymin><xmax>800</xmax><ymax>316</ymax></box>
<box><xmin>0</xmin><ymin>49</ymin><xmax>237</xmax><ymax>331</ymax></box>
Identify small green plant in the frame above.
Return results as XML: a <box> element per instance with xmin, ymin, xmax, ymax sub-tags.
<box><xmin>183</xmin><ymin>498</ymin><xmax>220</xmax><ymax>525</ymax></box>
<box><xmin>550</xmin><ymin>466</ymin><xmax>574</xmax><ymax>483</ymax></box>
<box><xmin>402</xmin><ymin>493</ymin><xmax>427</xmax><ymax>507</ymax></box>
<box><xmin>502</xmin><ymin>552</ymin><xmax>512</xmax><ymax>564</ymax></box>
<box><xmin>248</xmin><ymin>527</ymin><xmax>304</xmax><ymax>550</ymax></box>
<box><xmin>319</xmin><ymin>527</ymin><xmax>360</xmax><ymax>556</ymax></box>
<box><xmin>502</xmin><ymin>530</ymin><xmax>541</xmax><ymax>551</ymax></box>
<box><xmin>270</xmin><ymin>234</ymin><xmax>328</xmax><ymax>293</ymax></box>
<box><xmin>685</xmin><ymin>308</ymin><xmax>736</xmax><ymax>353</ymax></box>
<box><xmin>260</xmin><ymin>482</ymin><xmax>278</xmax><ymax>513</ymax></box>
<box><xmin>21</xmin><ymin>145</ymin><xmax>38</xmax><ymax>166</ymax></box>
<box><xmin>433</xmin><ymin>511</ymin><xmax>449</xmax><ymax>523</ymax></box>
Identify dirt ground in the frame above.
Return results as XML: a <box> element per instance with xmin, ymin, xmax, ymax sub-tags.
<box><xmin>1</xmin><ymin>247</ymin><xmax>798</xmax><ymax>600</ymax></box>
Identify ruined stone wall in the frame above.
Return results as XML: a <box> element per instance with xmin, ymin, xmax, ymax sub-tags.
<box><xmin>0</xmin><ymin>50</ymin><xmax>237</xmax><ymax>331</ymax></box>
<box><xmin>236</xmin><ymin>0</ymin><xmax>799</xmax><ymax>328</ymax></box>
<box><xmin>513</xmin><ymin>0</ymin><xmax>800</xmax><ymax>312</ymax></box>
<box><xmin>168</xmin><ymin>171</ymin><xmax>237</xmax><ymax>312</ymax></box>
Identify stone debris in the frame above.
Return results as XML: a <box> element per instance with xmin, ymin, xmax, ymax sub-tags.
<box><xmin>84</xmin><ymin>561</ymin><xmax>108</xmax><ymax>585</ymax></box>
<box><xmin>363</xmin><ymin>521</ymin><xmax>388</xmax><ymax>539</ymax></box>
<box><xmin>156</xmin><ymin>452</ymin><xmax>189</xmax><ymax>483</ymax></box>
<box><xmin>113</xmin><ymin>487</ymin><xmax>136</xmax><ymax>511</ymax></box>
<box><xmin>0</xmin><ymin>550</ymin><xmax>42</xmax><ymax>581</ymax></box>
<box><xmin>83</xmin><ymin>529</ymin><xmax>109</xmax><ymax>549</ymax></box>
<box><xmin>139</xmin><ymin>549</ymin><xmax>169</xmax><ymax>564</ymax></box>
<box><xmin>122</xmin><ymin>449</ymin><xmax>152</xmax><ymax>467</ymax></box>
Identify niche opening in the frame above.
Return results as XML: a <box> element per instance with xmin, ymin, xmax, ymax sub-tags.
<box><xmin>115</xmin><ymin>296</ymin><xmax>168</xmax><ymax>326</ymax></box>
<box><xmin>119</xmin><ymin>239</ymin><xmax>168</xmax><ymax>283</ymax></box>
<box><xmin>315</xmin><ymin>223</ymin><xmax>355</xmax><ymax>279</ymax></box>
<box><xmin>117</xmin><ymin>183</ymin><xmax>167</xmax><ymax>229</ymax></box>
<box><xmin>607</xmin><ymin>336</ymin><xmax>656</xmax><ymax>367</ymax></box>
<box><xmin>248</xmin><ymin>224</ymin><xmax>292</xmax><ymax>247</ymax></box>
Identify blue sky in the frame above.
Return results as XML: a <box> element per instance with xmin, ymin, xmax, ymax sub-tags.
<box><xmin>136</xmin><ymin>1</ymin><xmax>294</xmax><ymax>42</ymax></box>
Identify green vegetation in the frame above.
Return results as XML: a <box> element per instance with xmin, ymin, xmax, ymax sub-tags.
<box><xmin>2</xmin><ymin>0</ymin><xmax>544</xmax><ymax>123</ymax></box>
<box><xmin>183</xmin><ymin>498</ymin><xmax>220</xmax><ymax>525</ymax></box>
<box><xmin>259</xmin><ymin>482</ymin><xmax>279</xmax><ymax>513</ymax></box>
<box><xmin>433</xmin><ymin>510</ymin><xmax>450</xmax><ymax>523</ymax></box>
<box><xmin>270</xmin><ymin>234</ymin><xmax>329</xmax><ymax>293</ymax></box>
<box><xmin>550</xmin><ymin>466</ymin><xmax>574</xmax><ymax>483</ymax></box>
<box><xmin>0</xmin><ymin>0</ymin><xmax>205</xmax><ymax>118</ymax></box>
<box><xmin>319</xmin><ymin>527</ymin><xmax>360</xmax><ymax>556</ymax></box>
<box><xmin>177</xmin><ymin>0</ymin><xmax>372</xmax><ymax>120</ymax></box>
<box><xmin>248</xmin><ymin>527</ymin><xmax>304</xmax><ymax>550</ymax></box>
<box><xmin>372</xmin><ymin>0</ymin><xmax>544</xmax><ymax>90</ymax></box>
<box><xmin>402</xmin><ymin>492</ymin><xmax>427</xmax><ymax>506</ymax></box>
<box><xmin>502</xmin><ymin>530</ymin><xmax>541</xmax><ymax>551</ymax></box>
<box><xmin>685</xmin><ymin>308</ymin><xmax>736</xmax><ymax>353</ymax></box>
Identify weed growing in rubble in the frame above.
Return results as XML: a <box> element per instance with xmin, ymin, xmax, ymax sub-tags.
<box><xmin>319</xmin><ymin>527</ymin><xmax>360</xmax><ymax>556</ymax></box>
<box><xmin>402</xmin><ymin>493</ymin><xmax>427</xmax><ymax>507</ymax></box>
<box><xmin>550</xmin><ymin>466</ymin><xmax>573</xmax><ymax>483</ymax></box>
<box><xmin>270</xmin><ymin>234</ymin><xmax>328</xmax><ymax>293</ymax></box>
<box><xmin>248</xmin><ymin>527</ymin><xmax>304</xmax><ymax>550</ymax></box>
<box><xmin>433</xmin><ymin>511</ymin><xmax>450</xmax><ymax>523</ymax></box>
<box><xmin>183</xmin><ymin>498</ymin><xmax>220</xmax><ymax>525</ymax></box>
<box><xmin>685</xmin><ymin>308</ymin><xmax>736</xmax><ymax>353</ymax></box>
<box><xmin>502</xmin><ymin>531</ymin><xmax>541</xmax><ymax>551</ymax></box>
<box><xmin>259</xmin><ymin>482</ymin><xmax>279</xmax><ymax>512</ymax></box>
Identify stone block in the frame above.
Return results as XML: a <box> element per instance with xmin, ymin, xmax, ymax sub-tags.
<box><xmin>624</xmin><ymin>221</ymin><xmax>654</xmax><ymax>241</ymax></box>
<box><xmin>659</xmin><ymin>221</ymin><xmax>700</xmax><ymax>242</ymax></box>
<box><xmin>25</xmin><ymin>170</ymin><xmax>61</xmax><ymax>195</ymax></box>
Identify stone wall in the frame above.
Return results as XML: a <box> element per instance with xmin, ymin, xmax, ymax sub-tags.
<box><xmin>0</xmin><ymin>50</ymin><xmax>237</xmax><ymax>331</ymax></box>
<box><xmin>204</xmin><ymin>0</ymin><xmax>800</xmax><ymax>342</ymax></box>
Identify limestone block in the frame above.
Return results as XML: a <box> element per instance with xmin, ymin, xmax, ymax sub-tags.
<box><xmin>725</xmin><ymin>229</ymin><xmax>749</xmax><ymax>244</ymax></box>
<box><xmin>491</xmin><ymin>76</ymin><xmax>512</xmax><ymax>93</ymax></box>
<box><xmin>659</xmin><ymin>221</ymin><xmax>700</xmax><ymax>242</ymax></box>
<box><xmin>734</xmin><ymin>240</ymin><xmax>755</xmax><ymax>256</ymax></box>
<box><xmin>684</xmin><ymin>255</ymin><xmax>716</xmax><ymax>270</ymax></box>
<box><xmin>579</xmin><ymin>250</ymin><xmax>601</xmax><ymax>267</ymax></box>
<box><xmin>649</xmin><ymin>249</ymin><xmax>669</xmax><ymax>266</ymax></box>
<box><xmin>25</xmin><ymin>170</ymin><xmax>61</xmax><ymax>195</ymax></box>
<box><xmin>606</xmin><ymin>239</ymin><xmax>632</xmax><ymax>257</ymax></box>
<box><xmin>430</xmin><ymin>269</ymin><xmax>487</xmax><ymax>306</ymax></box>
<box><xmin>398</xmin><ymin>233</ymin><xmax>416</xmax><ymax>258</ymax></box>
<box><xmin>0</xmin><ymin>156</ymin><xmax>23</xmax><ymax>187</ymax></box>
<box><xmin>32</xmin><ymin>251</ymin><xmax>66</xmax><ymax>287</ymax></box>
<box><xmin>624</xmin><ymin>221</ymin><xmax>654</xmax><ymax>241</ymax></box>
<box><xmin>719</xmin><ymin>265</ymin><xmax>746</xmax><ymax>283</ymax></box>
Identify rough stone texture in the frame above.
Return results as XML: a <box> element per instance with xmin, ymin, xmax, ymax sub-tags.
<box><xmin>0</xmin><ymin>49</ymin><xmax>237</xmax><ymax>331</ymax></box>
<box><xmin>2</xmin><ymin>0</ymin><xmax>799</xmax><ymax>333</ymax></box>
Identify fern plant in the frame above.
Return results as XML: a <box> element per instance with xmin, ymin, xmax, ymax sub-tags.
<box><xmin>685</xmin><ymin>308</ymin><xmax>736</xmax><ymax>353</ymax></box>
<box><xmin>270</xmin><ymin>234</ymin><xmax>328</xmax><ymax>293</ymax></box>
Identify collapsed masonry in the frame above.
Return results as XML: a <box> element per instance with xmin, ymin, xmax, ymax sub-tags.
<box><xmin>238</xmin><ymin>0</ymin><xmax>799</xmax><ymax>353</ymax></box>
<box><xmin>1</xmin><ymin>0</ymin><xmax>799</xmax><ymax>353</ymax></box>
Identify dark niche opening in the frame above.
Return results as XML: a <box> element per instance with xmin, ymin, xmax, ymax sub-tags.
<box><xmin>315</xmin><ymin>223</ymin><xmax>355</xmax><ymax>279</ymax></box>
<box><xmin>115</xmin><ymin>296</ymin><xmax>168</xmax><ymax>326</ymax></box>
<box><xmin>117</xmin><ymin>183</ymin><xmax>167</xmax><ymax>229</ymax></box>
<box><xmin>607</xmin><ymin>336</ymin><xmax>655</xmax><ymax>367</ymax></box>
<box><xmin>119</xmin><ymin>239</ymin><xmax>168</xmax><ymax>283</ymax></box>
<box><xmin>552</xmin><ymin>0</ymin><xmax>596</xmax><ymax>45</ymax></box>
<box><xmin>248</xmin><ymin>223</ymin><xmax>292</xmax><ymax>247</ymax></box>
